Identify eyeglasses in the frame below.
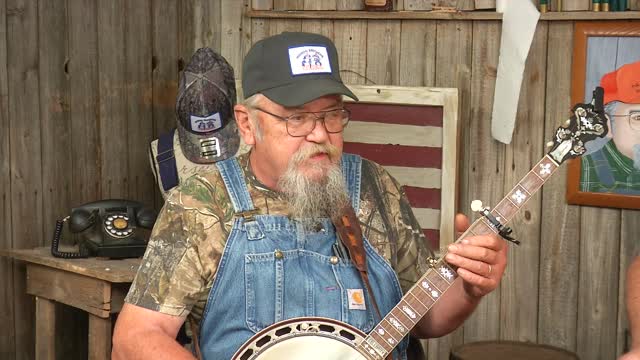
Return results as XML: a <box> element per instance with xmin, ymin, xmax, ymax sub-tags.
<box><xmin>611</xmin><ymin>111</ymin><xmax>640</xmax><ymax>131</ymax></box>
<box><xmin>252</xmin><ymin>107</ymin><xmax>350</xmax><ymax>137</ymax></box>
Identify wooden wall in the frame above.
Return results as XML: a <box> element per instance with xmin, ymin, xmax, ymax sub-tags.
<box><xmin>0</xmin><ymin>1</ymin><xmax>638</xmax><ymax>359</ymax></box>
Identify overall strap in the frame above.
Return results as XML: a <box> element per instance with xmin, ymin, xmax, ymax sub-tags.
<box><xmin>335</xmin><ymin>154</ymin><xmax>387</xmax><ymax>348</ymax></box>
<box><xmin>215</xmin><ymin>157</ymin><xmax>256</xmax><ymax>213</ymax></box>
<box><xmin>156</xmin><ymin>128</ymin><xmax>179</xmax><ymax>191</ymax></box>
<box><xmin>341</xmin><ymin>153</ymin><xmax>362</xmax><ymax>212</ymax></box>
<box><xmin>332</xmin><ymin>204</ymin><xmax>389</xmax><ymax>360</ymax></box>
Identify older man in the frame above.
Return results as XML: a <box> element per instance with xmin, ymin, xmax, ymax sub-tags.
<box><xmin>112</xmin><ymin>32</ymin><xmax>507</xmax><ymax>360</ymax></box>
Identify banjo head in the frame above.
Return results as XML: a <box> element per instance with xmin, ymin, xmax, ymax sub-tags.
<box><xmin>232</xmin><ymin>317</ymin><xmax>368</xmax><ymax>360</ymax></box>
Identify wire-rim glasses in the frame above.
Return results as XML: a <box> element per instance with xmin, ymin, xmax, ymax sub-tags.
<box><xmin>252</xmin><ymin>107</ymin><xmax>351</xmax><ymax>137</ymax></box>
<box><xmin>611</xmin><ymin>111</ymin><xmax>640</xmax><ymax>131</ymax></box>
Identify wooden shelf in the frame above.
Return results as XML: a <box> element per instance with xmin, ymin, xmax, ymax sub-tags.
<box><xmin>247</xmin><ymin>9</ymin><xmax>640</xmax><ymax>21</ymax></box>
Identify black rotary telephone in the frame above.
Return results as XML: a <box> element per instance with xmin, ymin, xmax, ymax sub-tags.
<box><xmin>51</xmin><ymin>199</ymin><xmax>157</xmax><ymax>259</ymax></box>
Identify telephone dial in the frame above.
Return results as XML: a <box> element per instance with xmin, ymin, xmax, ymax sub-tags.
<box><xmin>51</xmin><ymin>199</ymin><xmax>157</xmax><ymax>259</ymax></box>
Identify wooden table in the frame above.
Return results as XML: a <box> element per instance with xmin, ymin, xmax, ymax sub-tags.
<box><xmin>0</xmin><ymin>247</ymin><xmax>140</xmax><ymax>360</ymax></box>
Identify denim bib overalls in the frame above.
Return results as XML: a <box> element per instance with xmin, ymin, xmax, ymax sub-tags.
<box><xmin>198</xmin><ymin>154</ymin><xmax>408</xmax><ymax>359</ymax></box>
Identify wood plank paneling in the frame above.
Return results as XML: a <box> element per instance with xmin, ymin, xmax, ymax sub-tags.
<box><xmin>38</xmin><ymin>0</ymin><xmax>71</xmax><ymax>244</ymax></box>
<box><xmin>221</xmin><ymin>0</ymin><xmax>250</xmax><ymax>74</ymax></box>
<box><xmin>151</xmin><ymin>0</ymin><xmax>179</xmax><ymax>137</ymax></box>
<box><xmin>0</xmin><ymin>0</ymin><xmax>14</xmax><ymax>357</ymax></box>
<box><xmin>427</xmin><ymin>19</ymin><xmax>472</xmax><ymax>360</ymax></box>
<box><xmin>252</xmin><ymin>0</ymin><xmax>273</xmax><ymax>10</ymax></box>
<box><xmin>499</xmin><ymin>22</ymin><xmax>547</xmax><ymax>342</ymax></box>
<box><xmin>334</xmin><ymin>20</ymin><xmax>368</xmax><ymax>85</ymax></box>
<box><xmin>405</xmin><ymin>0</ymin><xmax>433</xmax><ymax>10</ymax></box>
<box><xmin>7</xmin><ymin>0</ymin><xmax>41</xmax><ymax>358</ymax></box>
<box><xmin>193</xmin><ymin>0</ymin><xmax>221</xmax><ymax>50</ymax></box>
<box><xmin>151</xmin><ymin>0</ymin><xmax>179</xmax><ymax>207</ymax></box>
<box><xmin>178</xmin><ymin>1</ymin><xmax>196</xmax><ymax>70</ymax></box>
<box><xmin>463</xmin><ymin>20</ymin><xmax>503</xmax><ymax>343</ymax></box>
<box><xmin>304</xmin><ymin>0</ymin><xmax>336</xmax><ymax>10</ymax></box>
<box><xmin>98</xmin><ymin>0</ymin><xmax>128</xmax><ymax>199</ymax></box>
<box><xmin>538</xmin><ymin>21</ymin><xmax>580</xmax><ymax>353</ymax></box>
<box><xmin>68</xmin><ymin>0</ymin><xmax>100</xmax><ymax>204</ymax></box>
<box><xmin>398</xmin><ymin>20</ymin><xmax>436</xmax><ymax>87</ymax></box>
<box><xmin>577</xmin><ymin>207</ymin><xmax>621</xmax><ymax>360</ymax></box>
<box><xmin>124</xmin><ymin>0</ymin><xmax>154</xmax><ymax>205</ymax></box>
<box><xmin>274</xmin><ymin>0</ymin><xmax>303</xmax><ymax>10</ymax></box>
<box><xmin>366</xmin><ymin>20</ymin><xmax>401</xmax><ymax>85</ymax></box>
<box><xmin>337</xmin><ymin>0</ymin><xmax>364</xmax><ymax>10</ymax></box>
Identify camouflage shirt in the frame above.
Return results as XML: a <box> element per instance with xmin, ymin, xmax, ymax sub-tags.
<box><xmin>125</xmin><ymin>152</ymin><xmax>432</xmax><ymax>333</ymax></box>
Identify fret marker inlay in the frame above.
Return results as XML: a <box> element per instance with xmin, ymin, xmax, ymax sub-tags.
<box><xmin>388</xmin><ymin>317</ymin><xmax>405</xmax><ymax>332</ymax></box>
<box><xmin>511</xmin><ymin>189</ymin><xmax>526</xmax><ymax>204</ymax></box>
<box><xmin>539</xmin><ymin>163</ymin><xmax>552</xmax><ymax>175</ymax></box>
<box><xmin>402</xmin><ymin>305</ymin><xmax>417</xmax><ymax>319</ymax></box>
<box><xmin>421</xmin><ymin>281</ymin><xmax>440</xmax><ymax>298</ymax></box>
<box><xmin>439</xmin><ymin>266</ymin><xmax>454</xmax><ymax>281</ymax></box>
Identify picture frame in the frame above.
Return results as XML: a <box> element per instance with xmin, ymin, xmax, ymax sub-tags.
<box><xmin>566</xmin><ymin>21</ymin><xmax>640</xmax><ymax>210</ymax></box>
<box><xmin>343</xmin><ymin>85</ymin><xmax>459</xmax><ymax>251</ymax></box>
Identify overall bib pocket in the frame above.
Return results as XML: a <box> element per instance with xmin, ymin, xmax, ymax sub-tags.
<box><xmin>244</xmin><ymin>249</ymin><xmax>375</xmax><ymax>333</ymax></box>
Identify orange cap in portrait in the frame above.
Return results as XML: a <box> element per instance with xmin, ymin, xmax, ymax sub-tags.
<box><xmin>600</xmin><ymin>60</ymin><xmax>640</xmax><ymax>104</ymax></box>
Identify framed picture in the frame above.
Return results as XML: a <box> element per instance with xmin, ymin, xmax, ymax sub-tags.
<box><xmin>566</xmin><ymin>21</ymin><xmax>640</xmax><ymax>210</ymax></box>
<box><xmin>343</xmin><ymin>85</ymin><xmax>459</xmax><ymax>252</ymax></box>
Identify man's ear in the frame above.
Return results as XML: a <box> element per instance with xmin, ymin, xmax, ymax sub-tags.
<box><xmin>235</xmin><ymin>104</ymin><xmax>256</xmax><ymax>145</ymax></box>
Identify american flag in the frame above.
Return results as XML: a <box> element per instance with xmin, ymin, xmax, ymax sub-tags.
<box><xmin>343</xmin><ymin>101</ymin><xmax>446</xmax><ymax>250</ymax></box>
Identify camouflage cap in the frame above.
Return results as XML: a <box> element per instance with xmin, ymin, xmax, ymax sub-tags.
<box><xmin>176</xmin><ymin>47</ymin><xmax>240</xmax><ymax>164</ymax></box>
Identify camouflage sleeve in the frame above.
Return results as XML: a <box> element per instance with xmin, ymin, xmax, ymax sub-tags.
<box><xmin>124</xmin><ymin>172</ymin><xmax>234</xmax><ymax>317</ymax></box>
<box><xmin>359</xmin><ymin>159</ymin><xmax>433</xmax><ymax>294</ymax></box>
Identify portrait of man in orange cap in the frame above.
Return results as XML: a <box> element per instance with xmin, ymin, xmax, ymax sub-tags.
<box><xmin>580</xmin><ymin>60</ymin><xmax>640</xmax><ymax>195</ymax></box>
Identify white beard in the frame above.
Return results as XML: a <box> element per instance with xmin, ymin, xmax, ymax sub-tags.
<box><xmin>633</xmin><ymin>144</ymin><xmax>640</xmax><ymax>170</ymax></box>
<box><xmin>277</xmin><ymin>144</ymin><xmax>349</xmax><ymax>225</ymax></box>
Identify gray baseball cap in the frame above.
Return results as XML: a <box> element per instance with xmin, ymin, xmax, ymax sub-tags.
<box><xmin>242</xmin><ymin>32</ymin><xmax>358</xmax><ymax>107</ymax></box>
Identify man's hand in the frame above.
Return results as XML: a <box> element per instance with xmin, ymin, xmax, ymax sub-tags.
<box><xmin>445</xmin><ymin>213</ymin><xmax>508</xmax><ymax>299</ymax></box>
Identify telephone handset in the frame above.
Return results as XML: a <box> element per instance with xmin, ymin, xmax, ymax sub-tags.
<box><xmin>51</xmin><ymin>199</ymin><xmax>157</xmax><ymax>259</ymax></box>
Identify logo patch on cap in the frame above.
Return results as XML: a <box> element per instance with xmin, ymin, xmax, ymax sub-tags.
<box><xmin>288</xmin><ymin>46</ymin><xmax>332</xmax><ymax>75</ymax></box>
<box><xmin>190</xmin><ymin>112</ymin><xmax>222</xmax><ymax>133</ymax></box>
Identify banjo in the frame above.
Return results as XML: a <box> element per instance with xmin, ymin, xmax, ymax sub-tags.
<box><xmin>231</xmin><ymin>88</ymin><xmax>608</xmax><ymax>360</ymax></box>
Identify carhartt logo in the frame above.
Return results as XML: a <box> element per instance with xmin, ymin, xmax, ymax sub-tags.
<box><xmin>288</xmin><ymin>46</ymin><xmax>332</xmax><ymax>75</ymax></box>
<box><xmin>348</xmin><ymin>289</ymin><xmax>366</xmax><ymax>310</ymax></box>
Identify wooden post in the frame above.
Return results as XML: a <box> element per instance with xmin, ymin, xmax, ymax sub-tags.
<box><xmin>252</xmin><ymin>0</ymin><xmax>273</xmax><ymax>10</ymax></box>
<box><xmin>88</xmin><ymin>314</ymin><xmax>112</xmax><ymax>360</ymax></box>
<box><xmin>35</xmin><ymin>297</ymin><xmax>56</xmax><ymax>360</ymax></box>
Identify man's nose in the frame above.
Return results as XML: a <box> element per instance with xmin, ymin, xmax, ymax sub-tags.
<box><xmin>305</xmin><ymin>117</ymin><xmax>330</xmax><ymax>142</ymax></box>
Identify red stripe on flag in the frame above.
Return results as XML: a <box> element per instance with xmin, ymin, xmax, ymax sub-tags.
<box><xmin>424</xmin><ymin>229</ymin><xmax>440</xmax><ymax>251</ymax></box>
<box><xmin>343</xmin><ymin>143</ymin><xmax>442</xmax><ymax>168</ymax></box>
<box><xmin>345</xmin><ymin>102</ymin><xmax>443</xmax><ymax>127</ymax></box>
<box><xmin>403</xmin><ymin>186</ymin><xmax>441</xmax><ymax>209</ymax></box>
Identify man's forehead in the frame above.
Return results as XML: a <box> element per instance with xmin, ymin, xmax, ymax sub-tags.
<box><xmin>288</xmin><ymin>94</ymin><xmax>343</xmax><ymax>111</ymax></box>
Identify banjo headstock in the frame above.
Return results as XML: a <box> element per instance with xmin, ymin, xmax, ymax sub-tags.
<box><xmin>547</xmin><ymin>86</ymin><xmax>609</xmax><ymax>164</ymax></box>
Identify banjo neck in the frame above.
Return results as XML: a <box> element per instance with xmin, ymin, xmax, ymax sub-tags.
<box><xmin>357</xmin><ymin>154</ymin><xmax>561</xmax><ymax>359</ymax></box>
